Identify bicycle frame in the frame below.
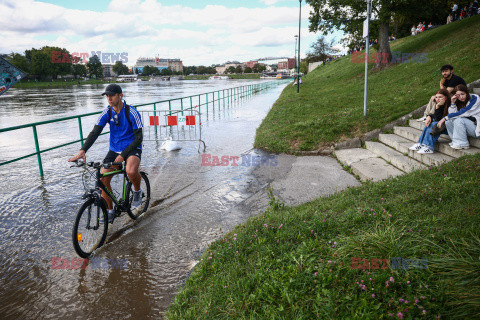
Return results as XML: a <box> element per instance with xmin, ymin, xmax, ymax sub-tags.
<box><xmin>94</xmin><ymin>167</ymin><xmax>131</xmax><ymax>211</ymax></box>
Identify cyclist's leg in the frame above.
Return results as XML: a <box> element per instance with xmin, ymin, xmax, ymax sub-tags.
<box><xmin>125</xmin><ymin>149</ymin><xmax>142</xmax><ymax>191</ymax></box>
<box><xmin>101</xmin><ymin>150</ymin><xmax>119</xmax><ymax>210</ymax></box>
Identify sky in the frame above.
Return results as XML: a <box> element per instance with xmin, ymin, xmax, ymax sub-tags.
<box><xmin>0</xmin><ymin>0</ymin><xmax>344</xmax><ymax>66</ymax></box>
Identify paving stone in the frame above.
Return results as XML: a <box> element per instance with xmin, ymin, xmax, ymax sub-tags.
<box><xmin>365</xmin><ymin>141</ymin><xmax>426</xmax><ymax>173</ymax></box>
<box><xmin>333</xmin><ymin>148</ymin><xmax>377</xmax><ymax>167</ymax></box>
<box><xmin>350</xmin><ymin>157</ymin><xmax>403</xmax><ymax>182</ymax></box>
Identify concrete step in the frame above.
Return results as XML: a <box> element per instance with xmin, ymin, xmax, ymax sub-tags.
<box><xmin>409</xmin><ymin>120</ymin><xmax>450</xmax><ymax>141</ymax></box>
<box><xmin>334</xmin><ymin>148</ymin><xmax>403</xmax><ymax>182</ymax></box>
<box><xmin>437</xmin><ymin>142</ymin><xmax>480</xmax><ymax>158</ymax></box>
<box><xmin>408</xmin><ymin>119</ymin><xmax>480</xmax><ymax>148</ymax></box>
<box><xmin>365</xmin><ymin>141</ymin><xmax>426</xmax><ymax>173</ymax></box>
<box><xmin>379</xmin><ymin>133</ymin><xmax>454</xmax><ymax>167</ymax></box>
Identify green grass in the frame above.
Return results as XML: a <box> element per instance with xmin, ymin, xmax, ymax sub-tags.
<box><xmin>166</xmin><ymin>154</ymin><xmax>480</xmax><ymax>319</ymax></box>
<box><xmin>254</xmin><ymin>15</ymin><xmax>480</xmax><ymax>153</ymax></box>
<box><xmin>184</xmin><ymin>73</ymin><xmax>261</xmax><ymax>80</ymax></box>
<box><xmin>14</xmin><ymin>79</ymin><xmax>114</xmax><ymax>88</ymax></box>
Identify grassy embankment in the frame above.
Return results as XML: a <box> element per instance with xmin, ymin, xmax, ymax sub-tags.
<box><xmin>184</xmin><ymin>73</ymin><xmax>261</xmax><ymax>80</ymax></box>
<box><xmin>255</xmin><ymin>15</ymin><xmax>480</xmax><ymax>153</ymax></box>
<box><xmin>14</xmin><ymin>79</ymin><xmax>115</xmax><ymax>89</ymax></box>
<box><xmin>166</xmin><ymin>16</ymin><xmax>480</xmax><ymax>320</ymax></box>
<box><xmin>167</xmin><ymin>153</ymin><xmax>480</xmax><ymax>319</ymax></box>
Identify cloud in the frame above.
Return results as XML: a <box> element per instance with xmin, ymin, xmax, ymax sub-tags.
<box><xmin>0</xmin><ymin>0</ymin><xmax>322</xmax><ymax>65</ymax></box>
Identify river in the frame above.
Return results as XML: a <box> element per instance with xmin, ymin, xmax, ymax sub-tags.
<box><xmin>0</xmin><ymin>79</ymin><xmax>289</xmax><ymax>319</ymax></box>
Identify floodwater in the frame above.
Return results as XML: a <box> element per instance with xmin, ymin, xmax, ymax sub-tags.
<box><xmin>0</xmin><ymin>79</ymin><xmax>289</xmax><ymax>318</ymax></box>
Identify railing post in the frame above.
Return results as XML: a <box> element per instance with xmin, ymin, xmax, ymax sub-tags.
<box><xmin>198</xmin><ymin>95</ymin><xmax>201</xmax><ymax>114</ymax></box>
<box><xmin>168</xmin><ymin>100</ymin><xmax>172</xmax><ymax>115</ymax></box>
<box><xmin>78</xmin><ymin>117</ymin><xmax>84</xmax><ymax>148</ymax></box>
<box><xmin>32</xmin><ymin>125</ymin><xmax>44</xmax><ymax>177</ymax></box>
<box><xmin>153</xmin><ymin>103</ymin><xmax>157</xmax><ymax>133</ymax></box>
<box><xmin>212</xmin><ymin>91</ymin><xmax>215</xmax><ymax>109</ymax></box>
<box><xmin>181</xmin><ymin>98</ymin><xmax>184</xmax><ymax>115</ymax></box>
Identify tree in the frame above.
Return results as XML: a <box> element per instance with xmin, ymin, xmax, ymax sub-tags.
<box><xmin>235</xmin><ymin>65</ymin><xmax>243</xmax><ymax>74</ymax></box>
<box><xmin>300</xmin><ymin>60</ymin><xmax>309</xmax><ymax>75</ymax></box>
<box><xmin>25</xmin><ymin>46</ymin><xmax>73</xmax><ymax>79</ymax></box>
<box><xmin>225</xmin><ymin>66</ymin><xmax>236</xmax><ymax>74</ymax></box>
<box><xmin>244</xmin><ymin>67</ymin><xmax>253</xmax><ymax>73</ymax></box>
<box><xmin>258</xmin><ymin>65</ymin><xmax>267</xmax><ymax>73</ymax></box>
<box><xmin>87</xmin><ymin>55</ymin><xmax>103</xmax><ymax>78</ymax></box>
<box><xmin>160</xmin><ymin>67</ymin><xmax>173</xmax><ymax>76</ymax></box>
<box><xmin>29</xmin><ymin>49</ymin><xmax>53</xmax><ymax>80</ymax></box>
<box><xmin>72</xmin><ymin>63</ymin><xmax>87</xmax><ymax>79</ymax></box>
<box><xmin>112</xmin><ymin>61</ymin><xmax>129</xmax><ymax>75</ymax></box>
<box><xmin>306</xmin><ymin>0</ymin><xmax>437</xmax><ymax>67</ymax></box>
<box><xmin>7</xmin><ymin>53</ymin><xmax>30</xmax><ymax>73</ymax></box>
<box><xmin>306</xmin><ymin>36</ymin><xmax>340</xmax><ymax>63</ymax></box>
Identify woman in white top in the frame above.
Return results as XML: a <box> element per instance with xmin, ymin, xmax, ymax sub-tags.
<box><xmin>436</xmin><ymin>84</ymin><xmax>480</xmax><ymax>149</ymax></box>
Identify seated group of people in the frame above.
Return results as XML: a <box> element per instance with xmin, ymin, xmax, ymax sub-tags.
<box><xmin>410</xmin><ymin>65</ymin><xmax>480</xmax><ymax>154</ymax></box>
<box><xmin>411</xmin><ymin>22</ymin><xmax>433</xmax><ymax>35</ymax></box>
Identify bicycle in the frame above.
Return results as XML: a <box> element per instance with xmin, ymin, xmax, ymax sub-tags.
<box><xmin>71</xmin><ymin>160</ymin><xmax>151</xmax><ymax>258</ymax></box>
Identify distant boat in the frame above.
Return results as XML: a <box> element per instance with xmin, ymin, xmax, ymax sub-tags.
<box><xmin>209</xmin><ymin>76</ymin><xmax>230</xmax><ymax>80</ymax></box>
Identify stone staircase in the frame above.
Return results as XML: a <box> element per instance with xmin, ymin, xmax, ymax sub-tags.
<box><xmin>334</xmin><ymin>86</ymin><xmax>480</xmax><ymax>182</ymax></box>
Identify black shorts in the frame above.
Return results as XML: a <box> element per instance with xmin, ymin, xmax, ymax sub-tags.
<box><xmin>103</xmin><ymin>149</ymin><xmax>142</xmax><ymax>163</ymax></box>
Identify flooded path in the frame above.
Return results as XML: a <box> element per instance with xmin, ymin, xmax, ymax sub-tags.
<box><xmin>0</xmin><ymin>80</ymin><xmax>289</xmax><ymax>318</ymax></box>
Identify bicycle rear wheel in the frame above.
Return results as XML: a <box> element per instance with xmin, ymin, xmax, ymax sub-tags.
<box><xmin>72</xmin><ymin>199</ymin><xmax>108</xmax><ymax>258</ymax></box>
<box><xmin>126</xmin><ymin>172</ymin><xmax>151</xmax><ymax>219</ymax></box>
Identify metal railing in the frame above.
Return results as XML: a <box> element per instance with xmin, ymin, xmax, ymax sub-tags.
<box><xmin>0</xmin><ymin>80</ymin><xmax>287</xmax><ymax>176</ymax></box>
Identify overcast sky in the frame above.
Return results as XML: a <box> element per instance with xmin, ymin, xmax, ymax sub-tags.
<box><xmin>0</xmin><ymin>0</ymin><xmax>343</xmax><ymax>66</ymax></box>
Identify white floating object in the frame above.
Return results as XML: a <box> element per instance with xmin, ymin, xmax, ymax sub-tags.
<box><xmin>160</xmin><ymin>137</ymin><xmax>181</xmax><ymax>151</ymax></box>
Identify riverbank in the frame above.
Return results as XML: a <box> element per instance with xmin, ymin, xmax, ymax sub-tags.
<box><xmin>184</xmin><ymin>74</ymin><xmax>261</xmax><ymax>80</ymax></box>
<box><xmin>14</xmin><ymin>79</ymin><xmax>115</xmax><ymax>89</ymax></box>
<box><xmin>254</xmin><ymin>14</ymin><xmax>480</xmax><ymax>153</ymax></box>
<box><xmin>166</xmin><ymin>152</ymin><xmax>480</xmax><ymax>319</ymax></box>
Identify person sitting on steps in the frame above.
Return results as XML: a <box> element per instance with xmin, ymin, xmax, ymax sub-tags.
<box><xmin>410</xmin><ymin>89</ymin><xmax>451</xmax><ymax>154</ymax></box>
<box><xmin>417</xmin><ymin>64</ymin><xmax>466</xmax><ymax>122</ymax></box>
<box><xmin>436</xmin><ymin>84</ymin><xmax>480</xmax><ymax>150</ymax></box>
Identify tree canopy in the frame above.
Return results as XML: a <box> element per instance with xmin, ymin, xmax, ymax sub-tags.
<box><xmin>305</xmin><ymin>36</ymin><xmax>340</xmax><ymax>63</ymax></box>
<box><xmin>87</xmin><ymin>55</ymin><xmax>103</xmax><ymax>79</ymax></box>
<box><xmin>112</xmin><ymin>61</ymin><xmax>130</xmax><ymax>75</ymax></box>
<box><xmin>306</xmin><ymin>0</ymin><xmax>452</xmax><ymax>66</ymax></box>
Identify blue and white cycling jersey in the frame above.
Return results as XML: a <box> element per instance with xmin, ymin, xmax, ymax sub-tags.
<box><xmin>96</xmin><ymin>102</ymin><xmax>143</xmax><ymax>153</ymax></box>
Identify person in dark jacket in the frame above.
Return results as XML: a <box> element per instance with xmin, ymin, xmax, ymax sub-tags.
<box><xmin>410</xmin><ymin>89</ymin><xmax>451</xmax><ymax>153</ymax></box>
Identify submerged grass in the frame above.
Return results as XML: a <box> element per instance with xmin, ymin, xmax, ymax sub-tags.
<box><xmin>166</xmin><ymin>153</ymin><xmax>480</xmax><ymax>319</ymax></box>
<box><xmin>254</xmin><ymin>15</ymin><xmax>480</xmax><ymax>153</ymax></box>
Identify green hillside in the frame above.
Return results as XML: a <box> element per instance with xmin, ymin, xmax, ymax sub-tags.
<box><xmin>254</xmin><ymin>15</ymin><xmax>480</xmax><ymax>153</ymax></box>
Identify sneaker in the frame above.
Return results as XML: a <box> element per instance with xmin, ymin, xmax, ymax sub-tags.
<box><xmin>417</xmin><ymin>147</ymin><xmax>434</xmax><ymax>154</ymax></box>
<box><xmin>450</xmin><ymin>144</ymin><xmax>470</xmax><ymax>150</ymax></box>
<box><xmin>409</xmin><ymin>143</ymin><xmax>423</xmax><ymax>151</ymax></box>
<box><xmin>416</xmin><ymin>116</ymin><xmax>427</xmax><ymax>122</ymax></box>
<box><xmin>108</xmin><ymin>211</ymin><xmax>116</xmax><ymax>224</ymax></box>
<box><xmin>99</xmin><ymin>210</ymin><xmax>115</xmax><ymax>224</ymax></box>
<box><xmin>131</xmin><ymin>189</ymin><xmax>143</xmax><ymax>207</ymax></box>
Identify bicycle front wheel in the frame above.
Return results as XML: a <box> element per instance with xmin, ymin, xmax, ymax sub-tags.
<box><xmin>72</xmin><ymin>199</ymin><xmax>108</xmax><ymax>258</ymax></box>
<box><xmin>126</xmin><ymin>172</ymin><xmax>151</xmax><ymax>219</ymax></box>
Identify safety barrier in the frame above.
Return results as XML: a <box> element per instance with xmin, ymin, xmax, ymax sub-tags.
<box><xmin>0</xmin><ymin>80</ymin><xmax>288</xmax><ymax>176</ymax></box>
<box><xmin>140</xmin><ymin>108</ymin><xmax>206</xmax><ymax>152</ymax></box>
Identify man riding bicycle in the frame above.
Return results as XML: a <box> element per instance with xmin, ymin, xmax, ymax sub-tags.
<box><xmin>69</xmin><ymin>84</ymin><xmax>143</xmax><ymax>223</ymax></box>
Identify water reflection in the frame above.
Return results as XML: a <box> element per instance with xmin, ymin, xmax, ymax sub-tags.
<box><xmin>0</xmin><ymin>80</ymin><xmax>288</xmax><ymax>318</ymax></box>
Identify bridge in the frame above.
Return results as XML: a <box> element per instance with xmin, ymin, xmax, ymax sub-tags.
<box><xmin>256</xmin><ymin>57</ymin><xmax>292</xmax><ymax>61</ymax></box>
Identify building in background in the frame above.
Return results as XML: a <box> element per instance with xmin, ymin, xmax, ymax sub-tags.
<box><xmin>278</xmin><ymin>58</ymin><xmax>295</xmax><ymax>70</ymax></box>
<box><xmin>216</xmin><ymin>66</ymin><xmax>227</xmax><ymax>74</ymax></box>
<box><xmin>134</xmin><ymin>57</ymin><xmax>183</xmax><ymax>74</ymax></box>
<box><xmin>103</xmin><ymin>64</ymin><xmax>116</xmax><ymax>78</ymax></box>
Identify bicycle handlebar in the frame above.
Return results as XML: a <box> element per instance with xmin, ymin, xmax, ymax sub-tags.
<box><xmin>71</xmin><ymin>160</ymin><xmax>124</xmax><ymax>169</ymax></box>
